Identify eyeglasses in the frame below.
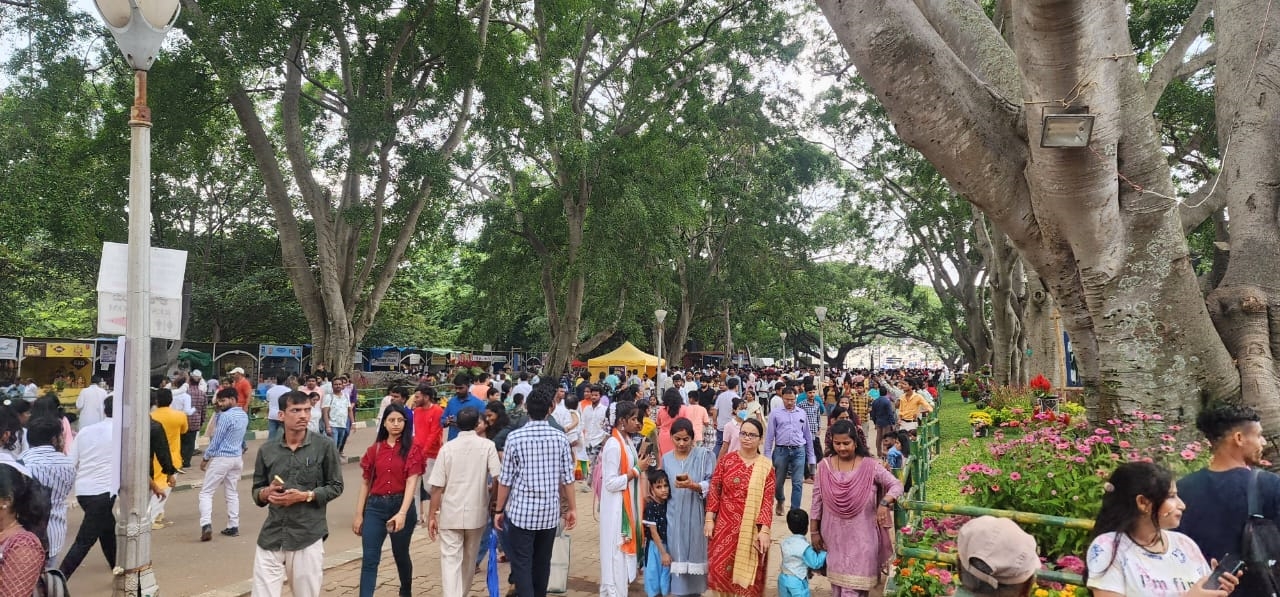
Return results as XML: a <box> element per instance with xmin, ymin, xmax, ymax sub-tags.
<box><xmin>739</xmin><ymin>432</ymin><xmax>760</xmax><ymax>439</ymax></box>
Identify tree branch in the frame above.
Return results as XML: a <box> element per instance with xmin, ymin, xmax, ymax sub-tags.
<box><xmin>1173</xmin><ymin>45</ymin><xmax>1216</xmax><ymax>81</ymax></box>
<box><xmin>1145</xmin><ymin>0</ymin><xmax>1214</xmax><ymax>112</ymax></box>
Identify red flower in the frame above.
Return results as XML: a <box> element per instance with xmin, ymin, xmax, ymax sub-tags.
<box><xmin>1030</xmin><ymin>374</ymin><xmax>1052</xmax><ymax>393</ymax></box>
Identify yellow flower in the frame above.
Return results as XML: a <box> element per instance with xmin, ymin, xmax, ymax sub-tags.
<box><xmin>1034</xmin><ymin>589</ymin><xmax>1049</xmax><ymax>597</ymax></box>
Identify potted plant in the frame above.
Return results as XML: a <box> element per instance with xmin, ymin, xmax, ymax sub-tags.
<box><xmin>968</xmin><ymin>410</ymin><xmax>994</xmax><ymax>438</ymax></box>
<box><xmin>1030</xmin><ymin>374</ymin><xmax>1058</xmax><ymax>412</ymax></box>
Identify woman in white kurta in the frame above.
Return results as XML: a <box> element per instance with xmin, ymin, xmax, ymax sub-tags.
<box><xmin>598</xmin><ymin>400</ymin><xmax>649</xmax><ymax>597</ymax></box>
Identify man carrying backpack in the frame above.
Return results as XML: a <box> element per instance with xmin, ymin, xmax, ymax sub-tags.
<box><xmin>1178</xmin><ymin>403</ymin><xmax>1280</xmax><ymax>597</ymax></box>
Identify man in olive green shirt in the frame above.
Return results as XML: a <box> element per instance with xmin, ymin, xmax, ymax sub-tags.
<box><xmin>250</xmin><ymin>390</ymin><xmax>344</xmax><ymax>597</ymax></box>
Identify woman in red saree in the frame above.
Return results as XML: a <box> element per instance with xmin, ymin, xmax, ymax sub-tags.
<box><xmin>704</xmin><ymin>417</ymin><xmax>775</xmax><ymax>597</ymax></box>
<box><xmin>810</xmin><ymin>420</ymin><xmax>903</xmax><ymax>596</ymax></box>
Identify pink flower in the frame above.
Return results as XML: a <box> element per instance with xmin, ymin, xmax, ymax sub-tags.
<box><xmin>1181</xmin><ymin>449</ymin><xmax>1197</xmax><ymax>460</ymax></box>
<box><xmin>991</xmin><ymin>485</ymin><xmax>1001</xmax><ymax>492</ymax></box>
<box><xmin>960</xmin><ymin>485</ymin><xmax>976</xmax><ymax>495</ymax></box>
<box><xmin>900</xmin><ymin>525</ymin><xmax>914</xmax><ymax>534</ymax></box>
<box><xmin>1118</xmin><ymin>440</ymin><xmax>1131</xmax><ymax>449</ymax></box>
<box><xmin>1161</xmin><ymin>434</ymin><xmax>1176</xmax><ymax>442</ymax></box>
<box><xmin>1095</xmin><ymin>428</ymin><xmax>1110</xmax><ymax>436</ymax></box>
<box><xmin>1169</xmin><ymin>424</ymin><xmax>1183</xmax><ymax>431</ymax></box>
<box><xmin>1152</xmin><ymin>414</ymin><xmax>1164</xmax><ymax>421</ymax></box>
<box><xmin>1075</xmin><ymin>456</ymin><xmax>1086</xmax><ymax>463</ymax></box>
<box><xmin>1010</xmin><ymin>472</ymin><xmax>1022</xmax><ymax>481</ymax></box>
<box><xmin>957</xmin><ymin>473</ymin><xmax>970</xmax><ymax>482</ymax></box>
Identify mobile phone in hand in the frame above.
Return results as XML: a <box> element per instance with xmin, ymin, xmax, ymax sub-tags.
<box><xmin>1205</xmin><ymin>553</ymin><xmax>1245</xmax><ymax>590</ymax></box>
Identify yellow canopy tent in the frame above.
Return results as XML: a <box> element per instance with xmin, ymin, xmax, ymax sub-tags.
<box><xmin>586</xmin><ymin>342</ymin><xmax>665</xmax><ymax>381</ymax></box>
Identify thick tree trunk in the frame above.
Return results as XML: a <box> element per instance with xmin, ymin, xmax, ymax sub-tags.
<box><xmin>1205</xmin><ymin>0</ymin><xmax>1280</xmax><ymax>443</ymax></box>
<box><xmin>815</xmin><ymin>0</ymin><xmax>1240</xmax><ymax>424</ymax></box>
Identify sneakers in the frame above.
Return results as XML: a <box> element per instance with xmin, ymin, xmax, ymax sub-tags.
<box><xmin>201</xmin><ymin>524</ymin><xmax>212</xmax><ymax>542</ymax></box>
<box><xmin>152</xmin><ymin>522</ymin><xmax>166</xmax><ymax>530</ymax></box>
<box><xmin>220</xmin><ymin>527</ymin><xmax>239</xmax><ymax>537</ymax></box>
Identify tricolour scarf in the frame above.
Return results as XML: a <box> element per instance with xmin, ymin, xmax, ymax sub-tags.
<box><xmin>613</xmin><ymin>428</ymin><xmax>641</xmax><ymax>555</ymax></box>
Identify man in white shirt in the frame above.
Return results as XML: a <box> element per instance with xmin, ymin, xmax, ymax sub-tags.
<box><xmin>426</xmin><ymin>406</ymin><xmax>502</xmax><ymax>597</ymax></box>
<box><xmin>76</xmin><ymin>376</ymin><xmax>109</xmax><ymax>429</ymax></box>
<box><xmin>321</xmin><ymin>376</ymin><xmax>351</xmax><ymax>455</ymax></box>
<box><xmin>23</xmin><ymin>378</ymin><xmax>38</xmax><ymax>399</ymax></box>
<box><xmin>265</xmin><ymin>375</ymin><xmax>291</xmax><ymax>440</ymax></box>
<box><xmin>509</xmin><ymin>372</ymin><xmax>534</xmax><ymax>408</ymax></box>
<box><xmin>60</xmin><ymin>396</ymin><xmax>118</xmax><ymax>579</ymax></box>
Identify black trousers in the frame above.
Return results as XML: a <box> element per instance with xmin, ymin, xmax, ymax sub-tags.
<box><xmin>59</xmin><ymin>493</ymin><xmax>117</xmax><ymax>579</ymax></box>
<box><xmin>504</xmin><ymin>521</ymin><xmax>558</xmax><ymax>597</ymax></box>
<box><xmin>180</xmin><ymin>429</ymin><xmax>199</xmax><ymax>467</ymax></box>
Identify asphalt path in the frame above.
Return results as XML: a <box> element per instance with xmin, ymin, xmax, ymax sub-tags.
<box><xmin>63</xmin><ymin>428</ymin><xmax>377</xmax><ymax>597</ymax></box>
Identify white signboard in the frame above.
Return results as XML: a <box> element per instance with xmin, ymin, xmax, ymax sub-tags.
<box><xmin>0</xmin><ymin>338</ymin><xmax>16</xmax><ymax>360</ymax></box>
<box><xmin>95</xmin><ymin>242</ymin><xmax>188</xmax><ymax>340</ymax></box>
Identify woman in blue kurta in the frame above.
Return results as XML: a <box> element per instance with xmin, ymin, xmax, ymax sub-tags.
<box><xmin>661</xmin><ymin>417</ymin><xmax>716</xmax><ymax>596</ymax></box>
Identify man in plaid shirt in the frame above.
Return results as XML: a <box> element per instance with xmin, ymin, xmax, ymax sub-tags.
<box><xmin>798</xmin><ymin>381</ymin><xmax>824</xmax><ymax>479</ymax></box>
<box><xmin>495</xmin><ymin>384</ymin><xmax>578</xmax><ymax>597</ymax></box>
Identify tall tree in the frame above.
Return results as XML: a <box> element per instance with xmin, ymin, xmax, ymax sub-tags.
<box><xmin>813</xmin><ymin>0</ymin><xmax>1267</xmax><ymax>425</ymax></box>
<box><xmin>486</xmin><ymin>0</ymin><xmax>796</xmax><ymax>375</ymax></box>
<box><xmin>177</xmin><ymin>0</ymin><xmax>494</xmax><ymax>371</ymax></box>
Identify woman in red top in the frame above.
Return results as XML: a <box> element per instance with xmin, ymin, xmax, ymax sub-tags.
<box><xmin>354</xmin><ymin>403</ymin><xmax>425</xmax><ymax>597</ymax></box>
<box><xmin>0</xmin><ymin>463</ymin><xmax>50</xmax><ymax>597</ymax></box>
<box><xmin>411</xmin><ymin>384</ymin><xmax>444</xmax><ymax>508</ymax></box>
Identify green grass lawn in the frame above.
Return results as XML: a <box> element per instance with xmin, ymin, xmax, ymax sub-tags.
<box><xmin>925</xmin><ymin>391</ymin><xmax>988</xmax><ymax>504</ymax></box>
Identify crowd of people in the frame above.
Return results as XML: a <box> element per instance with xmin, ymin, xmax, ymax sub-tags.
<box><xmin>4</xmin><ymin>359</ymin><xmax>1277</xmax><ymax>597</ymax></box>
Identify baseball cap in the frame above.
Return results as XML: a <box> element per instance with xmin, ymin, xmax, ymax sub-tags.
<box><xmin>957</xmin><ymin>516</ymin><xmax>1038</xmax><ymax>589</ymax></box>
<box><xmin>230</xmin><ymin>367</ymin><xmax>246</xmax><ymax>375</ymax></box>
<box><xmin>190</xmin><ymin>370</ymin><xmax>202</xmax><ymax>378</ymax></box>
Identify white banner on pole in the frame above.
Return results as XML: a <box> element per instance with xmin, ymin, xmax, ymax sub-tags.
<box><xmin>110</xmin><ymin>337</ymin><xmax>125</xmax><ymax>496</ymax></box>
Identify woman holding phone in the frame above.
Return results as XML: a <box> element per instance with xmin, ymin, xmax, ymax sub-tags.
<box><xmin>662</xmin><ymin>417</ymin><xmax>715</xmax><ymax>596</ymax></box>
<box><xmin>354</xmin><ymin>404</ymin><xmax>425</xmax><ymax>597</ymax></box>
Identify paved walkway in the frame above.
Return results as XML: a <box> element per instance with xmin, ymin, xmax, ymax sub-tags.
<box><xmin>194</xmin><ymin>480</ymin><xmax>886</xmax><ymax>597</ymax></box>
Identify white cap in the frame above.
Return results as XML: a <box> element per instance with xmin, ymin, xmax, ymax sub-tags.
<box><xmin>190</xmin><ymin>369</ymin><xmax>202</xmax><ymax>378</ymax></box>
<box><xmin>230</xmin><ymin>367</ymin><xmax>246</xmax><ymax>375</ymax></box>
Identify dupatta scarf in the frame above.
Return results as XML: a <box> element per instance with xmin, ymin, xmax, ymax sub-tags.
<box><xmin>613</xmin><ymin>428</ymin><xmax>642</xmax><ymax>556</ymax></box>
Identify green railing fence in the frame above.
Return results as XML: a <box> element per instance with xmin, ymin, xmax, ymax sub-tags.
<box><xmin>888</xmin><ymin>410</ymin><xmax>1094</xmax><ymax>592</ymax></box>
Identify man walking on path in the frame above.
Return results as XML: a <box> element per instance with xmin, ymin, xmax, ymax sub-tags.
<box><xmin>150</xmin><ymin>388</ymin><xmax>188</xmax><ymax>527</ymax></box>
<box><xmin>182</xmin><ymin>371</ymin><xmax>207</xmax><ymax>468</ymax></box>
<box><xmin>75</xmin><ymin>376</ymin><xmax>109</xmax><ymax>429</ymax></box>
<box><xmin>265</xmin><ymin>375</ymin><xmax>290</xmax><ymax>441</ymax></box>
<box><xmin>712</xmin><ymin>377</ymin><xmax>740</xmax><ymax>456</ymax></box>
<box><xmin>441</xmin><ymin>375</ymin><xmax>485</xmax><ymax>442</ymax></box>
<box><xmin>763</xmin><ymin>386</ymin><xmax>814</xmax><ymax>515</ymax></box>
<box><xmin>199</xmin><ymin>388</ymin><xmax>249</xmax><ymax>541</ymax></box>
<box><xmin>22</xmin><ymin>416</ymin><xmax>76</xmax><ymax>566</ymax></box>
<box><xmin>250</xmin><ymin>390</ymin><xmax>344</xmax><ymax>597</ymax></box>
<box><xmin>61</xmin><ymin>396</ymin><xmax>118</xmax><ymax>579</ymax></box>
<box><xmin>427</xmin><ymin>406</ymin><xmax>502</xmax><ymax>597</ymax></box>
<box><xmin>494</xmin><ymin>384</ymin><xmax>578</xmax><ymax>597</ymax></box>
<box><xmin>231</xmin><ymin>367</ymin><xmax>253</xmax><ymax>411</ymax></box>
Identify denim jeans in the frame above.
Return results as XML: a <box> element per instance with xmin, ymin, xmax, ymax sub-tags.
<box><xmin>359</xmin><ymin>494</ymin><xmax>417</xmax><ymax>597</ymax></box>
<box><xmin>337</xmin><ymin>420</ymin><xmax>352</xmax><ymax>452</ymax></box>
<box><xmin>267</xmin><ymin>419</ymin><xmax>283</xmax><ymax>441</ymax></box>
<box><xmin>329</xmin><ymin>426</ymin><xmax>349</xmax><ymax>454</ymax></box>
<box><xmin>504</xmin><ymin>521</ymin><xmax>558</xmax><ymax>597</ymax></box>
<box><xmin>772</xmin><ymin>445</ymin><xmax>806</xmax><ymax>511</ymax></box>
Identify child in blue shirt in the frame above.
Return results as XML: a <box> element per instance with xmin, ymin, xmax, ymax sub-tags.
<box><xmin>643</xmin><ymin>469</ymin><xmax>672</xmax><ymax>597</ymax></box>
<box><xmin>778</xmin><ymin>509</ymin><xmax>827</xmax><ymax>597</ymax></box>
<box><xmin>885</xmin><ymin>433</ymin><xmax>905</xmax><ymax>472</ymax></box>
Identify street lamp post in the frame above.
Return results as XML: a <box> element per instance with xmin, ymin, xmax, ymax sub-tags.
<box><xmin>779</xmin><ymin>331</ymin><xmax>787</xmax><ymax>367</ymax></box>
<box><xmin>655</xmin><ymin>309</ymin><xmax>667</xmax><ymax>391</ymax></box>
<box><xmin>815</xmin><ymin>306</ymin><xmax>827</xmax><ymax>400</ymax></box>
<box><xmin>92</xmin><ymin>1</ymin><xmax>179</xmax><ymax>595</ymax></box>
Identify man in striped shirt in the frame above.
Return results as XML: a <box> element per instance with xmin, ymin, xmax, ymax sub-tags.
<box><xmin>22</xmin><ymin>416</ymin><xmax>76</xmax><ymax>566</ymax></box>
<box><xmin>199</xmin><ymin>388</ymin><xmax>249</xmax><ymax>541</ymax></box>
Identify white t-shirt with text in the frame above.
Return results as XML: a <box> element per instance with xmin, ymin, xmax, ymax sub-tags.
<box><xmin>1086</xmin><ymin>531</ymin><xmax>1210</xmax><ymax>597</ymax></box>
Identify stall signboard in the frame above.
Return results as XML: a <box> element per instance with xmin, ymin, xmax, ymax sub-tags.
<box><xmin>99</xmin><ymin>343</ymin><xmax>117</xmax><ymax>366</ymax></box>
<box><xmin>430</xmin><ymin>355</ymin><xmax>448</xmax><ymax>366</ymax></box>
<box><xmin>23</xmin><ymin>342</ymin><xmax>94</xmax><ymax>359</ymax></box>
<box><xmin>470</xmin><ymin>354</ymin><xmax>508</xmax><ymax>363</ymax></box>
<box><xmin>371</xmin><ymin>350</ymin><xmax>401</xmax><ymax>367</ymax></box>
<box><xmin>259</xmin><ymin>345</ymin><xmax>303</xmax><ymax>359</ymax></box>
<box><xmin>0</xmin><ymin>338</ymin><xmax>16</xmax><ymax>360</ymax></box>
<box><xmin>96</xmin><ymin>242</ymin><xmax>188</xmax><ymax>340</ymax></box>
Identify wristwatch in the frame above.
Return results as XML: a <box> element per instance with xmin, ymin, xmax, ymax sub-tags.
<box><xmin>878</xmin><ymin>498</ymin><xmax>892</xmax><ymax>507</ymax></box>
<box><xmin>306</xmin><ymin>490</ymin><xmax>315</xmax><ymax>503</ymax></box>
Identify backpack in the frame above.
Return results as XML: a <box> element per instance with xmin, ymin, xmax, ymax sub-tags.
<box><xmin>1243</xmin><ymin>468</ymin><xmax>1280</xmax><ymax>597</ymax></box>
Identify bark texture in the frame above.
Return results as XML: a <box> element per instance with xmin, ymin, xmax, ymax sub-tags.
<box><xmin>815</xmin><ymin>0</ymin><xmax>1241</xmax><ymax>423</ymax></box>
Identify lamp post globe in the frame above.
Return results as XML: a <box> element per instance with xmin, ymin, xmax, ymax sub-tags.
<box><xmin>94</xmin><ymin>0</ymin><xmax>180</xmax><ymax>71</ymax></box>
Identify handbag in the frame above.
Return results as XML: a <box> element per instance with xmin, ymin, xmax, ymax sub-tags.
<box><xmin>546</xmin><ymin>526</ymin><xmax>572</xmax><ymax>593</ymax></box>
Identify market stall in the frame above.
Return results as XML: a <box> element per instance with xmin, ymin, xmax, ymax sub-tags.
<box><xmin>586</xmin><ymin>342</ymin><xmax>664</xmax><ymax>381</ymax></box>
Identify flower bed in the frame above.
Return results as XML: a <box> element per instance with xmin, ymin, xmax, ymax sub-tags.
<box><xmin>958</xmin><ymin>407</ymin><xmax>1209</xmax><ymax>559</ymax></box>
